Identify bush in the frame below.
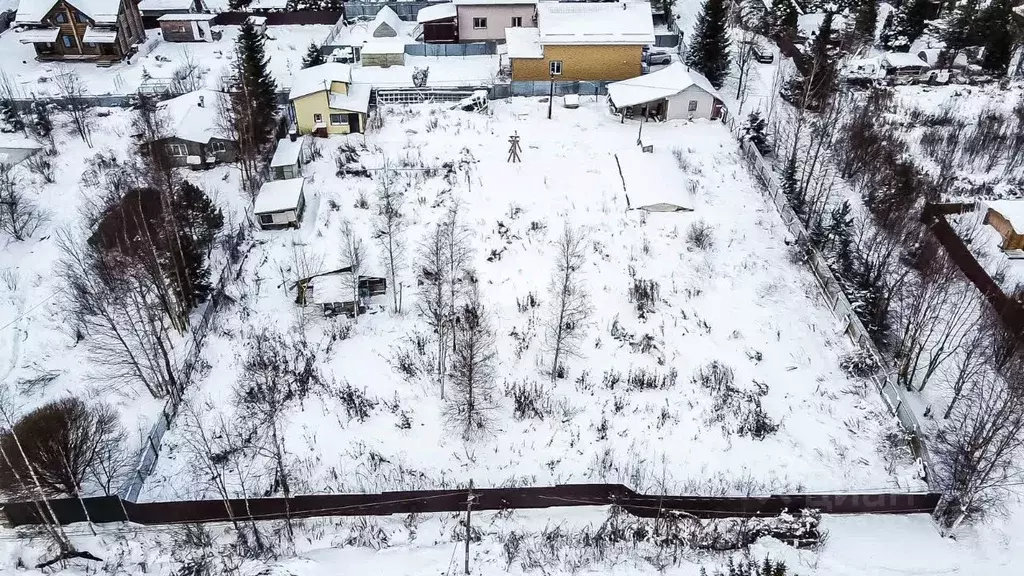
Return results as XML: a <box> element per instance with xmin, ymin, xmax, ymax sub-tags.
<box><xmin>333</xmin><ymin>381</ymin><xmax>378</xmax><ymax>422</ymax></box>
<box><xmin>839</xmin><ymin>349</ymin><xmax>880</xmax><ymax>378</ymax></box>
<box><xmin>694</xmin><ymin>362</ymin><xmax>778</xmax><ymax>440</ymax></box>
<box><xmin>505</xmin><ymin>380</ymin><xmax>549</xmax><ymax>420</ymax></box>
<box><xmin>686</xmin><ymin>220</ymin><xmax>715</xmax><ymax>251</ymax></box>
<box><xmin>628</xmin><ymin>277</ymin><xmax>660</xmax><ymax>319</ymax></box>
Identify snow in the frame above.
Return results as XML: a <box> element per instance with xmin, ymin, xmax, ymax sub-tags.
<box><xmin>255</xmin><ymin>178</ymin><xmax>305</xmax><ymax>214</ymax></box>
<box><xmin>271</xmin><ymin>137</ymin><xmax>304</xmax><ymax>169</ymax></box>
<box><xmin>797</xmin><ymin>13</ymin><xmax>848</xmax><ymax>40</ymax></box>
<box><xmin>15</xmin><ymin>27</ymin><xmax>60</xmax><ymax>44</ymax></box>
<box><xmin>607</xmin><ymin>62</ymin><xmax>718</xmax><ymax>108</ymax></box>
<box><xmin>157</xmin><ymin>89</ymin><xmax>230</xmax><ymax>143</ymax></box>
<box><xmin>505</xmin><ymin>26</ymin><xmax>542</xmax><ymax>59</ymax></box>
<box><xmin>372</xmin><ymin>6</ymin><xmax>403</xmax><ymax>38</ymax></box>
<box><xmin>82</xmin><ymin>27</ymin><xmax>120</xmax><ymax>44</ymax></box>
<box><xmin>16</xmin><ymin>0</ymin><xmax>120</xmax><ymax>24</ymax></box>
<box><xmin>327</xmin><ymin>83</ymin><xmax>372</xmax><ymax>114</ymax></box>
<box><xmin>538</xmin><ymin>1</ymin><xmax>655</xmax><ymax>46</ymax></box>
<box><xmin>417</xmin><ymin>2</ymin><xmax>457</xmax><ymax>23</ymax></box>
<box><xmin>288</xmin><ymin>62</ymin><xmax>354</xmax><ymax>100</ymax></box>
<box><xmin>617</xmin><ymin>149</ymin><xmax>694</xmax><ymax>212</ymax></box>
<box><xmin>157</xmin><ymin>13</ymin><xmax>218</xmax><ymax>22</ymax></box>
<box><xmin>139</xmin><ymin>0</ymin><xmax>197</xmax><ymax>10</ymax></box>
<box><xmin>452</xmin><ymin>0</ymin><xmax>536</xmax><ymax>4</ymax></box>
<box><xmin>882</xmin><ymin>52</ymin><xmax>930</xmax><ymax>70</ymax></box>
<box><xmin>350</xmin><ymin>55</ymin><xmax>498</xmax><ymax>88</ymax></box>
<box><xmin>985</xmin><ymin>200</ymin><xmax>1024</xmax><ymax>233</ymax></box>
<box><xmin>0</xmin><ymin>24</ymin><xmax>333</xmax><ymax>98</ymax></box>
<box><xmin>361</xmin><ymin>38</ymin><xmax>408</xmax><ymax>55</ymax></box>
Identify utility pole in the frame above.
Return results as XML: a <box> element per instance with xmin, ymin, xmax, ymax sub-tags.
<box><xmin>547</xmin><ymin>74</ymin><xmax>554</xmax><ymax>119</ymax></box>
<box><xmin>464</xmin><ymin>479</ymin><xmax>474</xmax><ymax>575</ymax></box>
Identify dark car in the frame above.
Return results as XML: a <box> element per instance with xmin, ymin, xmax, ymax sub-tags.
<box><xmin>752</xmin><ymin>44</ymin><xmax>774</xmax><ymax>64</ymax></box>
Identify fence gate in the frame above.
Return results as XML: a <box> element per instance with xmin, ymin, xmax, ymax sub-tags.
<box><xmin>374</xmin><ymin>88</ymin><xmax>479</xmax><ymax>106</ymax></box>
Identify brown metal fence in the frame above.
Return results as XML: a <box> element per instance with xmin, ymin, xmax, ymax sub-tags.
<box><xmin>213</xmin><ymin>10</ymin><xmax>344</xmax><ymax>26</ymax></box>
<box><xmin>1</xmin><ymin>486</ymin><xmax>940</xmax><ymax>527</ymax></box>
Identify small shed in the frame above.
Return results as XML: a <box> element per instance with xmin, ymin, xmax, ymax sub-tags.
<box><xmin>361</xmin><ymin>39</ymin><xmax>406</xmax><ymax>67</ymax></box>
<box><xmin>254</xmin><ymin>178</ymin><xmax>306</xmax><ymax>229</ymax></box>
<box><xmin>881</xmin><ymin>52</ymin><xmax>930</xmax><ymax>77</ymax></box>
<box><xmin>270</xmin><ymin>136</ymin><xmax>307</xmax><ymax>180</ymax></box>
<box><xmin>984</xmin><ymin>200</ymin><xmax>1024</xmax><ymax>252</ymax></box>
<box><xmin>607</xmin><ymin>62</ymin><xmax>724</xmax><ymax>121</ymax></box>
<box><xmin>417</xmin><ymin>3</ymin><xmax>458</xmax><ymax>43</ymax></box>
<box><xmin>158</xmin><ymin>13</ymin><xmax>219</xmax><ymax>43</ymax></box>
<box><xmin>616</xmin><ymin>151</ymin><xmax>694</xmax><ymax>213</ymax></box>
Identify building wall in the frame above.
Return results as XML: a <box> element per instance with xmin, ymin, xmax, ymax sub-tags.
<box><xmin>665</xmin><ymin>86</ymin><xmax>717</xmax><ymax>120</ymax></box>
<box><xmin>160</xmin><ymin>20</ymin><xmax>202</xmax><ymax>42</ymax></box>
<box><xmin>30</xmin><ymin>0</ymin><xmax>144</xmax><ymax>61</ymax></box>
<box><xmin>362</xmin><ymin>51</ymin><xmax>405</xmax><ymax>67</ymax></box>
<box><xmin>158</xmin><ymin>137</ymin><xmax>238</xmax><ymax>167</ymax></box>
<box><xmin>456</xmin><ymin>5</ymin><xmax>535</xmax><ymax>42</ymax></box>
<box><xmin>511</xmin><ymin>44</ymin><xmax>644</xmax><ymax>82</ymax></box>
<box><xmin>292</xmin><ymin>91</ymin><xmax>365</xmax><ymax>135</ymax></box>
<box><xmin>423</xmin><ymin>19</ymin><xmax>458</xmax><ymax>43</ymax></box>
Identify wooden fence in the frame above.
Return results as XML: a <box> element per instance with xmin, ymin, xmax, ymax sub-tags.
<box><xmin>1</xmin><ymin>485</ymin><xmax>941</xmax><ymax>528</ymax></box>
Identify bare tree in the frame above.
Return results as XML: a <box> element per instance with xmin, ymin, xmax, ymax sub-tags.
<box><xmin>0</xmin><ymin>163</ymin><xmax>47</xmax><ymax>240</ymax></box>
<box><xmin>234</xmin><ymin>329</ymin><xmax>324</xmax><ymax>540</ymax></box>
<box><xmin>87</xmin><ymin>423</ymin><xmax>139</xmax><ymax>497</ymax></box>
<box><xmin>340</xmin><ymin>219</ymin><xmax>368</xmax><ymax>322</ymax></box>
<box><xmin>732</xmin><ymin>30</ymin><xmax>757</xmax><ymax>114</ymax></box>
<box><xmin>442</xmin><ymin>202</ymin><xmax>473</xmax><ymax>364</ymax></box>
<box><xmin>445</xmin><ymin>285</ymin><xmax>497</xmax><ymax>439</ymax></box>
<box><xmin>932</xmin><ymin>375</ymin><xmax>1024</xmax><ymax>532</ymax></box>
<box><xmin>53</xmin><ymin>68</ymin><xmax>93</xmax><ymax>147</ymax></box>
<box><xmin>374</xmin><ymin>169</ymin><xmax>406</xmax><ymax>314</ymax></box>
<box><xmin>169</xmin><ymin>48</ymin><xmax>208</xmax><ymax>95</ymax></box>
<box><xmin>546</xmin><ymin>223</ymin><xmax>591</xmax><ymax>381</ymax></box>
<box><xmin>418</xmin><ymin>221</ymin><xmax>451</xmax><ymax>397</ymax></box>
<box><xmin>178</xmin><ymin>400</ymin><xmax>240</xmax><ymax>531</ymax></box>
<box><xmin>217</xmin><ymin>80</ymin><xmax>262</xmax><ymax>198</ymax></box>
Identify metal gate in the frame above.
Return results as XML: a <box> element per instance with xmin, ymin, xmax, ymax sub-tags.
<box><xmin>374</xmin><ymin>88</ymin><xmax>480</xmax><ymax>106</ymax></box>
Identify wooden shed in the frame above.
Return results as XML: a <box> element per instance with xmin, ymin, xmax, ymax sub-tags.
<box><xmin>254</xmin><ymin>178</ymin><xmax>306</xmax><ymax>229</ymax></box>
<box><xmin>158</xmin><ymin>13</ymin><xmax>218</xmax><ymax>43</ymax></box>
<box><xmin>361</xmin><ymin>39</ymin><xmax>406</xmax><ymax>67</ymax></box>
<box><xmin>270</xmin><ymin>136</ymin><xmax>307</xmax><ymax>181</ymax></box>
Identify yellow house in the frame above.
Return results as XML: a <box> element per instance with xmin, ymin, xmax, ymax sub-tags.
<box><xmin>288</xmin><ymin>63</ymin><xmax>372</xmax><ymax>136</ymax></box>
<box><xmin>507</xmin><ymin>2</ymin><xmax>654</xmax><ymax>82</ymax></box>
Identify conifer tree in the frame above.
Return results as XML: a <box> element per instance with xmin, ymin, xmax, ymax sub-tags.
<box><xmin>685</xmin><ymin>0</ymin><xmax>732</xmax><ymax>88</ymax></box>
<box><xmin>942</xmin><ymin>0</ymin><xmax>981</xmax><ymax>57</ymax></box>
<box><xmin>853</xmin><ymin>0</ymin><xmax>879</xmax><ymax>43</ymax></box>
<box><xmin>744</xmin><ymin>111</ymin><xmax>770</xmax><ymax>155</ymax></box>
<box><xmin>828</xmin><ymin>200</ymin><xmax>855</xmax><ymax>278</ymax></box>
<box><xmin>804</xmin><ymin>12</ymin><xmax>838</xmax><ymax>109</ymax></box>
<box><xmin>31</xmin><ymin>99</ymin><xmax>52</xmax><ymax>142</ymax></box>
<box><xmin>233</xmin><ymin>18</ymin><xmax>279</xmax><ymax>150</ymax></box>
<box><xmin>175</xmin><ymin>181</ymin><xmax>224</xmax><ymax>255</ymax></box>
<box><xmin>882</xmin><ymin>0</ymin><xmax>933</xmax><ymax>51</ymax></box>
<box><xmin>301</xmin><ymin>42</ymin><xmax>326</xmax><ymax>69</ymax></box>
<box><xmin>0</xmin><ymin>99</ymin><xmax>23</xmax><ymax>134</ymax></box>
<box><xmin>769</xmin><ymin>0</ymin><xmax>799</xmax><ymax>38</ymax></box>
<box><xmin>781</xmin><ymin>152</ymin><xmax>804</xmax><ymax>217</ymax></box>
<box><xmin>978</xmin><ymin>0</ymin><xmax>1015</xmax><ymax>75</ymax></box>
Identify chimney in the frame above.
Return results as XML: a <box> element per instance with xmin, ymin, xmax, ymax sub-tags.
<box><xmin>198</xmin><ymin>95</ymin><xmax>205</xmax><ymax>108</ymax></box>
<box><xmin>289</xmin><ymin>131</ymin><xmax>297</xmax><ymax>142</ymax></box>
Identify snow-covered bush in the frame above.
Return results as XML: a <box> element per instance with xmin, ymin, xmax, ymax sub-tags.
<box><xmin>332</xmin><ymin>381</ymin><xmax>378</xmax><ymax>422</ymax></box>
<box><xmin>694</xmin><ymin>361</ymin><xmax>779</xmax><ymax>440</ymax></box>
<box><xmin>686</xmin><ymin>219</ymin><xmax>716</xmax><ymax>251</ymax></box>
<box><xmin>839</xmin><ymin>348</ymin><xmax>880</xmax><ymax>378</ymax></box>
<box><xmin>628</xmin><ymin>277</ymin><xmax>660</xmax><ymax>319</ymax></box>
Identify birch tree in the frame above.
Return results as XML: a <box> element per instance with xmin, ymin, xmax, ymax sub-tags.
<box><xmin>374</xmin><ymin>169</ymin><xmax>406</xmax><ymax>313</ymax></box>
<box><xmin>340</xmin><ymin>219</ymin><xmax>368</xmax><ymax>321</ymax></box>
<box><xmin>445</xmin><ymin>285</ymin><xmax>497</xmax><ymax>439</ymax></box>
<box><xmin>546</xmin><ymin>224</ymin><xmax>591</xmax><ymax>381</ymax></box>
<box><xmin>419</xmin><ymin>222</ymin><xmax>451</xmax><ymax>396</ymax></box>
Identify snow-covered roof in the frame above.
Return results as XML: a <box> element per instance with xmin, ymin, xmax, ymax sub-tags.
<box><xmin>83</xmin><ymin>27</ymin><xmax>119</xmax><ymax>43</ymax></box>
<box><xmin>270</xmin><ymin>137</ymin><xmax>304</xmax><ymax>168</ymax></box>
<box><xmin>0</xmin><ymin>136</ymin><xmax>44</xmax><ymax>151</ymax></box>
<box><xmin>248</xmin><ymin>15</ymin><xmax>267</xmax><ymax>25</ymax></box>
<box><xmin>18</xmin><ymin>27</ymin><xmax>61</xmax><ymax>43</ymax></box>
<box><xmin>505</xmin><ymin>27</ymin><xmax>542</xmax><ymax>59</ymax></box>
<box><xmin>607</xmin><ymin>62</ymin><xmax>719</xmax><ymax>108</ymax></box>
<box><xmin>987</xmin><ymin>200</ymin><xmax>1024</xmax><ymax>233</ymax></box>
<box><xmin>372</xmin><ymin>6</ymin><xmax>402</xmax><ymax>38</ymax></box>
<box><xmin>797</xmin><ymin>12</ymin><xmax>847</xmax><ymax>39</ymax></box>
<box><xmin>288</xmin><ymin>63</ymin><xmax>353</xmax><ymax>100</ymax></box>
<box><xmin>452</xmin><ymin>0</ymin><xmax>536</xmax><ymax>4</ymax></box>
<box><xmin>139</xmin><ymin>0</ymin><xmax>196</xmax><ymax>10</ymax></box>
<box><xmin>537</xmin><ymin>2</ymin><xmax>655</xmax><ymax>46</ymax></box>
<box><xmin>617</xmin><ymin>150</ymin><xmax>694</xmax><ymax>212</ymax></box>
<box><xmin>157</xmin><ymin>89</ymin><xmax>231</xmax><ymax>144</ymax></box>
<box><xmin>254</xmin><ymin>178</ymin><xmax>305</xmax><ymax>214</ymax></box>
<box><xmin>417</xmin><ymin>3</ymin><xmax>457</xmax><ymax>23</ymax></box>
<box><xmin>361</xmin><ymin>38</ymin><xmax>407</xmax><ymax>54</ymax></box>
<box><xmin>881</xmin><ymin>52</ymin><xmax>930</xmax><ymax>70</ymax></box>
<box><xmin>158</xmin><ymin>13</ymin><xmax>217</xmax><ymax>22</ymax></box>
<box><xmin>16</xmin><ymin>0</ymin><xmax>122</xmax><ymax>25</ymax></box>
<box><xmin>328</xmin><ymin>83</ymin><xmax>373</xmax><ymax>114</ymax></box>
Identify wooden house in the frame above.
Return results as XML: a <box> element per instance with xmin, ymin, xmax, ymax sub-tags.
<box><xmin>254</xmin><ymin>178</ymin><xmax>306</xmax><ymax>229</ymax></box>
<box><xmin>158</xmin><ymin>13</ymin><xmax>218</xmax><ymax>43</ymax></box>
<box><xmin>15</xmin><ymin>0</ymin><xmax>146</xmax><ymax>63</ymax></box>
<box><xmin>288</xmin><ymin>63</ymin><xmax>370</xmax><ymax>136</ymax></box>
<box><xmin>152</xmin><ymin>89</ymin><xmax>237</xmax><ymax>168</ymax></box>
<box><xmin>270</xmin><ymin>136</ymin><xmax>308</xmax><ymax>181</ymax></box>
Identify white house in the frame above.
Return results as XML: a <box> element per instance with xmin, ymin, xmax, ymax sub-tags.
<box><xmin>269</xmin><ymin>136</ymin><xmax>308</xmax><ymax>181</ymax></box>
<box><xmin>453</xmin><ymin>0</ymin><xmax>536</xmax><ymax>42</ymax></box>
<box><xmin>327</xmin><ymin>6</ymin><xmax>412</xmax><ymax>63</ymax></box>
<box><xmin>607</xmin><ymin>62</ymin><xmax>724</xmax><ymax>121</ymax></box>
<box><xmin>254</xmin><ymin>178</ymin><xmax>306</xmax><ymax>229</ymax></box>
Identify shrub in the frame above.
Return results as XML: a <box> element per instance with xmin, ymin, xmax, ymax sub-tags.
<box><xmin>686</xmin><ymin>220</ymin><xmax>715</xmax><ymax>251</ymax></box>
<box><xmin>334</xmin><ymin>382</ymin><xmax>378</xmax><ymax>422</ymax></box>
<box><xmin>839</xmin><ymin>349</ymin><xmax>880</xmax><ymax>378</ymax></box>
<box><xmin>505</xmin><ymin>380</ymin><xmax>549</xmax><ymax>420</ymax></box>
<box><xmin>694</xmin><ymin>362</ymin><xmax>778</xmax><ymax>440</ymax></box>
<box><xmin>628</xmin><ymin>277</ymin><xmax>660</xmax><ymax>319</ymax></box>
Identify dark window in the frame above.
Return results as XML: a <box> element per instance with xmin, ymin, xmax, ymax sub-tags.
<box><xmin>472</xmin><ymin>17</ymin><xmax>487</xmax><ymax>29</ymax></box>
<box><xmin>549</xmin><ymin>60</ymin><xmax>562</xmax><ymax>76</ymax></box>
<box><xmin>75</xmin><ymin>13</ymin><xmax>88</xmax><ymax>23</ymax></box>
<box><xmin>61</xmin><ymin>35</ymin><xmax>73</xmax><ymax>48</ymax></box>
<box><xmin>166</xmin><ymin>143</ymin><xmax>188</xmax><ymax>156</ymax></box>
<box><xmin>313</xmin><ymin>113</ymin><xmax>324</xmax><ymax>125</ymax></box>
<box><xmin>687</xmin><ymin>100</ymin><xmax>698</xmax><ymax>112</ymax></box>
<box><xmin>329</xmin><ymin>113</ymin><xmax>345</xmax><ymax>125</ymax></box>
<box><xmin>210</xmin><ymin>141</ymin><xmax>227</xmax><ymax>153</ymax></box>
<box><xmin>511</xmin><ymin>17</ymin><xmax>523</xmax><ymax>27</ymax></box>
<box><xmin>54</xmin><ymin>13</ymin><xmax>67</xmax><ymax>24</ymax></box>
<box><xmin>259</xmin><ymin>214</ymin><xmax>274</xmax><ymax>225</ymax></box>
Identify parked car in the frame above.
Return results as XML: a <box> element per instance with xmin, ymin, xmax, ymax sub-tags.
<box><xmin>646</xmin><ymin>49</ymin><xmax>673</xmax><ymax>66</ymax></box>
<box><xmin>752</xmin><ymin>44</ymin><xmax>774</xmax><ymax>64</ymax></box>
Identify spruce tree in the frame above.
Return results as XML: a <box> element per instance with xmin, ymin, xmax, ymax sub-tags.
<box><xmin>942</xmin><ymin>0</ymin><xmax>981</xmax><ymax>56</ymax></box>
<box><xmin>828</xmin><ymin>200</ymin><xmax>855</xmax><ymax>279</ymax></box>
<box><xmin>853</xmin><ymin>0</ymin><xmax>879</xmax><ymax>43</ymax></box>
<box><xmin>175</xmin><ymin>181</ymin><xmax>224</xmax><ymax>254</ymax></box>
<box><xmin>0</xmin><ymin>99</ymin><xmax>23</xmax><ymax>133</ymax></box>
<box><xmin>234</xmin><ymin>18</ymin><xmax>279</xmax><ymax>149</ymax></box>
<box><xmin>802</xmin><ymin>12</ymin><xmax>838</xmax><ymax>109</ymax></box>
<box><xmin>769</xmin><ymin>0</ymin><xmax>799</xmax><ymax>38</ymax></box>
<box><xmin>781</xmin><ymin>152</ymin><xmax>804</xmax><ymax>217</ymax></box>
<box><xmin>31</xmin><ymin>99</ymin><xmax>51</xmax><ymax>140</ymax></box>
<box><xmin>883</xmin><ymin>0</ymin><xmax>932</xmax><ymax>51</ymax></box>
<box><xmin>744</xmin><ymin>111</ymin><xmax>770</xmax><ymax>155</ymax></box>
<box><xmin>685</xmin><ymin>0</ymin><xmax>732</xmax><ymax>89</ymax></box>
<box><xmin>301</xmin><ymin>42</ymin><xmax>326</xmax><ymax>69</ymax></box>
<box><xmin>879</xmin><ymin>10</ymin><xmax>904</xmax><ymax>51</ymax></box>
<box><xmin>979</xmin><ymin>0</ymin><xmax>1014</xmax><ymax>75</ymax></box>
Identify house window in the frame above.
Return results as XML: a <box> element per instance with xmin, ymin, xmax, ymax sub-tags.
<box><xmin>209</xmin><ymin>141</ymin><xmax>227</xmax><ymax>153</ymax></box>
<box><xmin>511</xmin><ymin>16</ymin><xmax>523</xmax><ymax>27</ymax></box>
<box><xmin>330</xmin><ymin>113</ymin><xmax>345</xmax><ymax>126</ymax></box>
<box><xmin>549</xmin><ymin>60</ymin><xmax>563</xmax><ymax>76</ymax></box>
<box><xmin>61</xmin><ymin>35</ymin><xmax>73</xmax><ymax>48</ymax></box>
<box><xmin>313</xmin><ymin>113</ymin><xmax>324</xmax><ymax>125</ymax></box>
<box><xmin>472</xmin><ymin>17</ymin><xmax>487</xmax><ymax>30</ymax></box>
<box><xmin>75</xmin><ymin>13</ymin><xmax>88</xmax><ymax>23</ymax></box>
<box><xmin>259</xmin><ymin>214</ymin><xmax>274</xmax><ymax>225</ymax></box>
<box><xmin>54</xmin><ymin>13</ymin><xmax>67</xmax><ymax>24</ymax></box>
<box><xmin>166</xmin><ymin>143</ymin><xmax>188</xmax><ymax>156</ymax></box>
<box><xmin>687</xmin><ymin>100</ymin><xmax>698</xmax><ymax>112</ymax></box>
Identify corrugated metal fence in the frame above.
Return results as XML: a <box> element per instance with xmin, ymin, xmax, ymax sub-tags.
<box><xmin>2</xmin><ymin>485</ymin><xmax>940</xmax><ymax>527</ymax></box>
<box><xmin>342</xmin><ymin>1</ymin><xmax>448</xmax><ymax>20</ymax></box>
<box><xmin>404</xmin><ymin>42</ymin><xmax>497</xmax><ymax>56</ymax></box>
<box><xmin>722</xmin><ymin>111</ymin><xmax>936</xmax><ymax>489</ymax></box>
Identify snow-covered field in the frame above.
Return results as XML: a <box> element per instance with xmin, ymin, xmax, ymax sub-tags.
<box><xmin>0</xmin><ymin>25</ymin><xmax>499</xmax><ymax>98</ymax></box>
<box><xmin>135</xmin><ymin>98</ymin><xmax>919</xmax><ymax>503</ymax></box>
